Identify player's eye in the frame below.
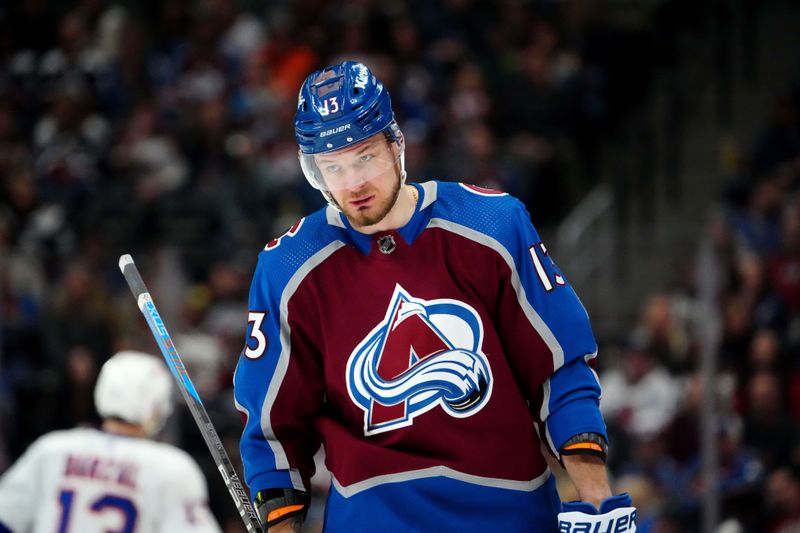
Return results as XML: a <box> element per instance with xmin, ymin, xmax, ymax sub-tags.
<box><xmin>359</xmin><ymin>154</ymin><xmax>374</xmax><ymax>163</ymax></box>
<box><xmin>324</xmin><ymin>164</ymin><xmax>342</xmax><ymax>174</ymax></box>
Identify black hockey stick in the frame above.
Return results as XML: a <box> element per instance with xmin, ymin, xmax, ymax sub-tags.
<box><xmin>119</xmin><ymin>254</ymin><xmax>265</xmax><ymax>533</ymax></box>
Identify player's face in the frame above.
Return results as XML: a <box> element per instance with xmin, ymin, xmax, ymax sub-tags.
<box><xmin>315</xmin><ymin>135</ymin><xmax>402</xmax><ymax>228</ymax></box>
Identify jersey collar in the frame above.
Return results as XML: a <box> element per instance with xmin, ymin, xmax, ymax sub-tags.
<box><xmin>327</xmin><ymin>181</ymin><xmax>437</xmax><ymax>255</ymax></box>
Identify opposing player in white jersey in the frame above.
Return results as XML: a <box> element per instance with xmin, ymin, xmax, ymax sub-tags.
<box><xmin>0</xmin><ymin>351</ymin><xmax>222</xmax><ymax>533</ymax></box>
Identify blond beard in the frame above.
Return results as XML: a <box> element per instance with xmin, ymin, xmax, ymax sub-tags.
<box><xmin>341</xmin><ymin>177</ymin><xmax>402</xmax><ymax>228</ymax></box>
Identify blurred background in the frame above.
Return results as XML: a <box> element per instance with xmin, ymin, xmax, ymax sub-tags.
<box><xmin>2</xmin><ymin>0</ymin><xmax>800</xmax><ymax>531</ymax></box>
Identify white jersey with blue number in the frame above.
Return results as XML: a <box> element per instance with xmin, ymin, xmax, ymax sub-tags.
<box><xmin>0</xmin><ymin>428</ymin><xmax>221</xmax><ymax>533</ymax></box>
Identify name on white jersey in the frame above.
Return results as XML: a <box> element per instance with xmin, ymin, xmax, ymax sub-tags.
<box><xmin>64</xmin><ymin>454</ymin><xmax>139</xmax><ymax>489</ymax></box>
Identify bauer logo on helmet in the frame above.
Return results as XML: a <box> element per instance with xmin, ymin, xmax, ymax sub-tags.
<box><xmin>320</xmin><ymin>124</ymin><xmax>351</xmax><ymax>138</ymax></box>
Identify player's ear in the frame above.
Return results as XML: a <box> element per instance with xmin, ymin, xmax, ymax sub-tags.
<box><xmin>392</xmin><ymin>130</ymin><xmax>405</xmax><ymax>155</ymax></box>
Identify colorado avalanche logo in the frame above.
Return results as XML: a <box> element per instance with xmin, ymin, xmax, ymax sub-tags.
<box><xmin>346</xmin><ymin>284</ymin><xmax>493</xmax><ymax>435</ymax></box>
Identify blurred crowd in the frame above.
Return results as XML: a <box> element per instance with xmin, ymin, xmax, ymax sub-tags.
<box><xmin>1</xmin><ymin>0</ymin><xmax>787</xmax><ymax>531</ymax></box>
<box><xmin>591</xmin><ymin>67</ymin><xmax>800</xmax><ymax>531</ymax></box>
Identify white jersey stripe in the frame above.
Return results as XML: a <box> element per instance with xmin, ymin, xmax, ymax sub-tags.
<box><xmin>419</xmin><ymin>181</ymin><xmax>438</xmax><ymax>209</ymax></box>
<box><xmin>331</xmin><ymin>466</ymin><xmax>551</xmax><ymax>498</ymax></box>
<box><xmin>326</xmin><ymin>205</ymin><xmax>346</xmax><ymax>228</ymax></box>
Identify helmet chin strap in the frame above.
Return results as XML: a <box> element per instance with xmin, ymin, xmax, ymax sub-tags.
<box><xmin>324</xmin><ymin>190</ymin><xmax>341</xmax><ymax>211</ymax></box>
<box><xmin>399</xmin><ymin>150</ymin><xmax>407</xmax><ymax>185</ymax></box>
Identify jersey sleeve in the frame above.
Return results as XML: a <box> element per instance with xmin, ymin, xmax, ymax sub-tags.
<box><xmin>233</xmin><ymin>251</ymin><xmax>325</xmax><ymax>497</ymax></box>
<box><xmin>0</xmin><ymin>435</ymin><xmax>44</xmax><ymax>532</ymax></box>
<box><xmin>158</xmin><ymin>453</ymin><xmax>222</xmax><ymax>533</ymax></box>
<box><xmin>494</xmin><ymin>198</ymin><xmax>606</xmax><ymax>458</ymax></box>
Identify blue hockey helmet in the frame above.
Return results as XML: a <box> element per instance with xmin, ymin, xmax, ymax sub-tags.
<box><xmin>295</xmin><ymin>61</ymin><xmax>398</xmax><ymax>155</ymax></box>
<box><xmin>294</xmin><ymin>61</ymin><xmax>406</xmax><ymax>205</ymax></box>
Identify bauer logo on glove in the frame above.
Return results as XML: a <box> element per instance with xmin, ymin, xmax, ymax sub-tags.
<box><xmin>558</xmin><ymin>492</ymin><xmax>637</xmax><ymax>533</ymax></box>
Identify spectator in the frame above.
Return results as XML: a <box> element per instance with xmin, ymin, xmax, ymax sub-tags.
<box><xmin>631</xmin><ymin>292</ymin><xmax>692</xmax><ymax>372</ymax></box>
<box><xmin>729</xmin><ymin>177</ymin><xmax>784</xmax><ymax>256</ymax></box>
<box><xmin>42</xmin><ymin>259</ymin><xmax>115</xmax><ymax>367</ymax></box>
<box><xmin>600</xmin><ymin>345</ymin><xmax>680</xmax><ymax>441</ymax></box>
<box><xmin>673</xmin><ymin>415</ymin><xmax>763</xmax><ymax>529</ymax></box>
<box><xmin>767</xmin><ymin>200</ymin><xmax>800</xmax><ymax>315</ymax></box>
<box><xmin>765</xmin><ymin>465</ymin><xmax>800</xmax><ymax>533</ymax></box>
<box><xmin>742</xmin><ymin>371</ymin><xmax>797</xmax><ymax>471</ymax></box>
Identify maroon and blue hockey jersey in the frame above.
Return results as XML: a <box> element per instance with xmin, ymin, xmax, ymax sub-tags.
<box><xmin>233</xmin><ymin>181</ymin><xmax>606</xmax><ymax>532</ymax></box>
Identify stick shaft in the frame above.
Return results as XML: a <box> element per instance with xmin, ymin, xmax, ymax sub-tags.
<box><xmin>118</xmin><ymin>254</ymin><xmax>264</xmax><ymax>533</ymax></box>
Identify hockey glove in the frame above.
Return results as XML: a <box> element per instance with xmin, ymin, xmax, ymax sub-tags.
<box><xmin>558</xmin><ymin>492</ymin><xmax>637</xmax><ymax>532</ymax></box>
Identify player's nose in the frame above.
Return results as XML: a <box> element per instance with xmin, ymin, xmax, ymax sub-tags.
<box><xmin>341</xmin><ymin>164</ymin><xmax>370</xmax><ymax>189</ymax></box>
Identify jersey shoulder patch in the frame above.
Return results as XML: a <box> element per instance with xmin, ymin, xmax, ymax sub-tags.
<box><xmin>457</xmin><ymin>182</ymin><xmax>509</xmax><ymax>197</ymax></box>
<box><xmin>264</xmin><ymin>218</ymin><xmax>306</xmax><ymax>251</ymax></box>
<box><xmin>429</xmin><ymin>181</ymin><xmax>528</xmax><ymax>245</ymax></box>
<box><xmin>261</xmin><ymin>207</ymin><xmax>335</xmax><ymax>253</ymax></box>
<box><xmin>251</xmin><ymin>207</ymin><xmax>348</xmax><ymax>316</ymax></box>
<box><xmin>257</xmin><ymin>207</ymin><xmax>342</xmax><ymax>282</ymax></box>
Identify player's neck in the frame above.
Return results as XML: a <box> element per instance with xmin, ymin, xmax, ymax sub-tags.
<box><xmin>352</xmin><ymin>184</ymin><xmax>417</xmax><ymax>234</ymax></box>
<box><xmin>102</xmin><ymin>419</ymin><xmax>148</xmax><ymax>438</ymax></box>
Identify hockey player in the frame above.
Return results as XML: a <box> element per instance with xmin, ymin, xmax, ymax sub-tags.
<box><xmin>0</xmin><ymin>351</ymin><xmax>222</xmax><ymax>533</ymax></box>
<box><xmin>234</xmin><ymin>61</ymin><xmax>637</xmax><ymax>532</ymax></box>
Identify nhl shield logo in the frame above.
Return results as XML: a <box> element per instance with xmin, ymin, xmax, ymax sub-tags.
<box><xmin>377</xmin><ymin>234</ymin><xmax>396</xmax><ymax>254</ymax></box>
<box><xmin>346</xmin><ymin>284</ymin><xmax>493</xmax><ymax>435</ymax></box>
